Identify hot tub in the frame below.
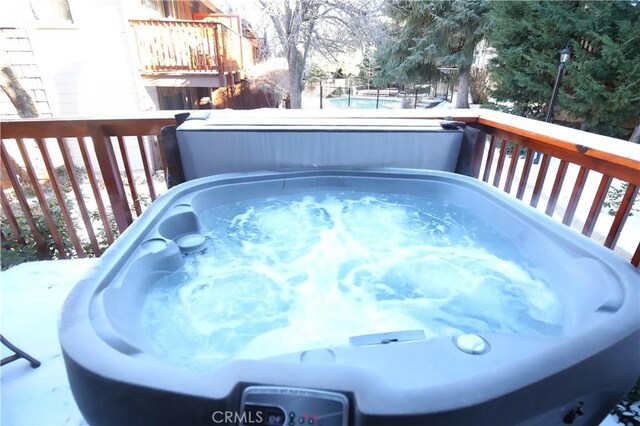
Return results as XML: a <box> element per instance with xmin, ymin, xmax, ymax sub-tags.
<box><xmin>59</xmin><ymin>169</ymin><xmax>639</xmax><ymax>426</ymax></box>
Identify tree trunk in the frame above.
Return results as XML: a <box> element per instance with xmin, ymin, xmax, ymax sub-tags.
<box><xmin>287</xmin><ymin>53</ymin><xmax>303</xmax><ymax>109</ymax></box>
<box><xmin>455</xmin><ymin>63</ymin><xmax>471</xmax><ymax>109</ymax></box>
<box><xmin>630</xmin><ymin>122</ymin><xmax>640</xmax><ymax>144</ymax></box>
<box><xmin>1</xmin><ymin>63</ymin><xmax>39</xmax><ymax>117</ymax></box>
<box><xmin>288</xmin><ymin>69</ymin><xmax>303</xmax><ymax>108</ymax></box>
<box><xmin>0</xmin><ymin>62</ymin><xmax>39</xmax><ymax>190</ymax></box>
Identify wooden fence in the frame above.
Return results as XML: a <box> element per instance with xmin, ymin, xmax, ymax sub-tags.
<box><xmin>1</xmin><ymin>110</ymin><xmax>638</xmax><ymax>267</ymax></box>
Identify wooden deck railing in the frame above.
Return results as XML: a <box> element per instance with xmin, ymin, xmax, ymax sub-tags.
<box><xmin>1</xmin><ymin>115</ymin><xmax>174</xmax><ymax>259</ymax></box>
<box><xmin>465</xmin><ymin>110</ymin><xmax>639</xmax><ymax>268</ymax></box>
<box><xmin>1</xmin><ymin>110</ymin><xmax>638</xmax><ymax>267</ymax></box>
<box><xmin>129</xmin><ymin>19</ymin><xmax>256</xmax><ymax>75</ymax></box>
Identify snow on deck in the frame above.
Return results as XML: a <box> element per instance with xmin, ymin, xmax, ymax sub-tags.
<box><xmin>1</xmin><ymin>259</ymin><xmax>95</xmax><ymax>425</ymax></box>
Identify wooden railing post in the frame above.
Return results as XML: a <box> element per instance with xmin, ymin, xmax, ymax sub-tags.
<box><xmin>604</xmin><ymin>184</ymin><xmax>639</xmax><ymax>249</ymax></box>
<box><xmin>236</xmin><ymin>16</ymin><xmax>244</xmax><ymax>70</ymax></box>
<box><xmin>89</xmin><ymin>125</ymin><xmax>133</xmax><ymax>233</ymax></box>
<box><xmin>213</xmin><ymin>23</ymin><xmax>225</xmax><ymax>80</ymax></box>
<box><xmin>0</xmin><ymin>144</ymin><xmax>48</xmax><ymax>257</ymax></box>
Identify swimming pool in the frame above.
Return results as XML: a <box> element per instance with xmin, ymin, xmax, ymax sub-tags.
<box><xmin>327</xmin><ymin>96</ymin><xmax>402</xmax><ymax>109</ymax></box>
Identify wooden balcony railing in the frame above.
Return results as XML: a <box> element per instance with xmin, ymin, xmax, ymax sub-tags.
<box><xmin>129</xmin><ymin>19</ymin><xmax>256</xmax><ymax>76</ymax></box>
<box><xmin>464</xmin><ymin>111</ymin><xmax>639</xmax><ymax>267</ymax></box>
<box><xmin>1</xmin><ymin>110</ymin><xmax>638</xmax><ymax>268</ymax></box>
<box><xmin>1</xmin><ymin>115</ymin><xmax>174</xmax><ymax>261</ymax></box>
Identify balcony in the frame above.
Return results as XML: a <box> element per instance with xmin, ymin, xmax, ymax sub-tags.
<box><xmin>1</xmin><ymin>109</ymin><xmax>638</xmax><ymax>424</ymax></box>
<box><xmin>129</xmin><ymin>19</ymin><xmax>256</xmax><ymax>86</ymax></box>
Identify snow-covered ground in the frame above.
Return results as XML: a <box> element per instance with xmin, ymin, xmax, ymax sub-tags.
<box><xmin>0</xmin><ymin>259</ymin><xmax>627</xmax><ymax>425</ymax></box>
<box><xmin>1</xmin><ymin>259</ymin><xmax>95</xmax><ymax>426</ymax></box>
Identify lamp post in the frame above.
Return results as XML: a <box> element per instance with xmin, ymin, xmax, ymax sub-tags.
<box><xmin>534</xmin><ymin>46</ymin><xmax>571</xmax><ymax>164</ymax></box>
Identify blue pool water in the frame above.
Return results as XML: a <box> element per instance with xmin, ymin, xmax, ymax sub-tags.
<box><xmin>142</xmin><ymin>191</ymin><xmax>563</xmax><ymax>370</ymax></box>
<box><xmin>327</xmin><ymin>97</ymin><xmax>402</xmax><ymax>109</ymax></box>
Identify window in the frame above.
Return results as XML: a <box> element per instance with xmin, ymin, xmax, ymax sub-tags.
<box><xmin>140</xmin><ymin>0</ymin><xmax>178</xmax><ymax>19</ymax></box>
<box><xmin>140</xmin><ymin>0</ymin><xmax>162</xmax><ymax>15</ymax></box>
<box><xmin>28</xmin><ymin>0</ymin><xmax>73</xmax><ymax>23</ymax></box>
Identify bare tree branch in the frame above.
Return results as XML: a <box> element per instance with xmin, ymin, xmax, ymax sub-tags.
<box><xmin>256</xmin><ymin>0</ymin><xmax>384</xmax><ymax>108</ymax></box>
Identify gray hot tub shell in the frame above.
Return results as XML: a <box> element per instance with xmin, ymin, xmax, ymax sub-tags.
<box><xmin>59</xmin><ymin>169</ymin><xmax>639</xmax><ymax>426</ymax></box>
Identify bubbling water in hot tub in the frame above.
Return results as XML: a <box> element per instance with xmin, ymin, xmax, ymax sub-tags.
<box><xmin>142</xmin><ymin>191</ymin><xmax>563</xmax><ymax>371</ymax></box>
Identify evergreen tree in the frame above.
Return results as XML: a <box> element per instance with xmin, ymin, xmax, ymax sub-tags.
<box><xmin>375</xmin><ymin>0</ymin><xmax>489</xmax><ymax>108</ymax></box>
<box><xmin>357</xmin><ymin>49</ymin><xmax>378</xmax><ymax>88</ymax></box>
<box><xmin>487</xmin><ymin>1</ymin><xmax>640</xmax><ymax>138</ymax></box>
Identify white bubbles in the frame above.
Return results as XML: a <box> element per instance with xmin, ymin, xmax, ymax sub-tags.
<box><xmin>141</xmin><ymin>191</ymin><xmax>564</xmax><ymax>371</ymax></box>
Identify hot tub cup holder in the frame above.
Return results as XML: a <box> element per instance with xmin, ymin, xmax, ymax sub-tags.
<box><xmin>175</xmin><ymin>233</ymin><xmax>207</xmax><ymax>254</ymax></box>
<box><xmin>140</xmin><ymin>238</ymin><xmax>168</xmax><ymax>253</ymax></box>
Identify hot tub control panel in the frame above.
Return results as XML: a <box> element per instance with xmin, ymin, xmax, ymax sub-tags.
<box><xmin>240</xmin><ymin>386</ymin><xmax>348</xmax><ymax>426</ymax></box>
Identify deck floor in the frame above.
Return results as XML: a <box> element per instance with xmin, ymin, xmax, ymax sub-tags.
<box><xmin>1</xmin><ymin>259</ymin><xmax>94</xmax><ymax>426</ymax></box>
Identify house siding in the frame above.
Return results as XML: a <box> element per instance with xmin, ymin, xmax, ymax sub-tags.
<box><xmin>1</xmin><ymin>0</ymin><xmax>146</xmax><ymax>118</ymax></box>
<box><xmin>2</xmin><ymin>0</ymin><xmax>254</xmax><ymax>120</ymax></box>
<box><xmin>0</xmin><ymin>27</ymin><xmax>52</xmax><ymax>118</ymax></box>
